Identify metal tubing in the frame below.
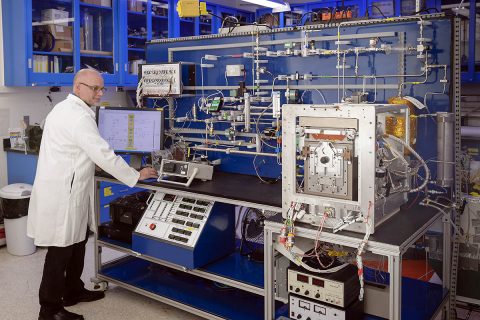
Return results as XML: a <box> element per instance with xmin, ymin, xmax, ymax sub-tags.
<box><xmin>436</xmin><ymin>112</ymin><xmax>455</xmax><ymax>187</ymax></box>
<box><xmin>192</xmin><ymin>146</ymin><xmax>276</xmax><ymax>157</ymax></box>
<box><xmin>244</xmin><ymin>93</ymin><xmax>251</xmax><ymax>132</ymax></box>
<box><xmin>461</xmin><ymin>126</ymin><xmax>480</xmax><ymax>138</ymax></box>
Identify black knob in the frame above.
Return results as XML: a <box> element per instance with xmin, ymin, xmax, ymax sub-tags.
<box><xmin>297</xmin><ymin>315</ymin><xmax>302</xmax><ymax>319</ymax></box>
<box><xmin>305</xmin><ymin>290</ymin><xmax>310</xmax><ymax>295</ymax></box>
<box><xmin>295</xmin><ymin>288</ymin><xmax>300</xmax><ymax>293</ymax></box>
<box><xmin>315</xmin><ymin>293</ymin><xmax>320</xmax><ymax>298</ymax></box>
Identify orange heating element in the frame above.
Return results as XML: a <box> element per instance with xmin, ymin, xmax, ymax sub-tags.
<box><xmin>311</xmin><ymin>133</ymin><xmax>346</xmax><ymax>141</ymax></box>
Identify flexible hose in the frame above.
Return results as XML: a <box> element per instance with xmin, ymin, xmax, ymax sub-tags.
<box><xmin>383</xmin><ymin>134</ymin><xmax>430</xmax><ymax>193</ymax></box>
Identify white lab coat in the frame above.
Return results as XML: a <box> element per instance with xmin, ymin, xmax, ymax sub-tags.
<box><xmin>27</xmin><ymin>94</ymin><xmax>140</xmax><ymax>247</ymax></box>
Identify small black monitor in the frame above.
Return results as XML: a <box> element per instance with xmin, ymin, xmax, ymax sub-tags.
<box><xmin>96</xmin><ymin>107</ymin><xmax>164</xmax><ymax>153</ymax></box>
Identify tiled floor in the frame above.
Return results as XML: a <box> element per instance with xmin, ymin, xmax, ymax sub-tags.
<box><xmin>0</xmin><ymin>236</ymin><xmax>202</xmax><ymax>320</ymax></box>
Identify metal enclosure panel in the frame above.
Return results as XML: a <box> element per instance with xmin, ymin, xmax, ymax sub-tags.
<box><xmin>282</xmin><ymin>103</ymin><xmax>408</xmax><ymax>233</ymax></box>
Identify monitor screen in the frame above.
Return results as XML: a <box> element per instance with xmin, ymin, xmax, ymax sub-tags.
<box><xmin>96</xmin><ymin>107</ymin><xmax>164</xmax><ymax>153</ymax></box>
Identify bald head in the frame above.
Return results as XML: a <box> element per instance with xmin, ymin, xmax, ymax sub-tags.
<box><xmin>73</xmin><ymin>69</ymin><xmax>105</xmax><ymax>106</ymax></box>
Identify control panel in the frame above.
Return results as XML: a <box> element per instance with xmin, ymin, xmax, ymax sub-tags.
<box><xmin>287</xmin><ymin>265</ymin><xmax>359</xmax><ymax>308</ymax></box>
<box><xmin>134</xmin><ymin>192</ymin><xmax>213</xmax><ymax>248</ymax></box>
<box><xmin>289</xmin><ymin>294</ymin><xmax>363</xmax><ymax>320</ymax></box>
<box><xmin>132</xmin><ymin>192</ymin><xmax>235</xmax><ymax>269</ymax></box>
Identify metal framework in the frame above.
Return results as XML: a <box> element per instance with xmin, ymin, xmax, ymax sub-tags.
<box><xmin>450</xmin><ymin>16</ymin><xmax>463</xmax><ymax>319</ymax></box>
<box><xmin>263</xmin><ymin>211</ymin><xmax>447</xmax><ymax>320</ymax></box>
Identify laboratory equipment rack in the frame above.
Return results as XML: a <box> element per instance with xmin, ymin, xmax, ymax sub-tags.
<box><xmin>94</xmin><ymin>172</ymin><xmax>452</xmax><ymax>319</ymax></box>
<box><xmin>264</xmin><ymin>203</ymin><xmax>451</xmax><ymax>320</ymax></box>
<box><xmin>93</xmin><ymin>172</ymin><xmax>284</xmax><ymax>320</ymax></box>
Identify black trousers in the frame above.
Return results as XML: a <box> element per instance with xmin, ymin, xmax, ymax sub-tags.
<box><xmin>39</xmin><ymin>231</ymin><xmax>89</xmax><ymax>313</ymax></box>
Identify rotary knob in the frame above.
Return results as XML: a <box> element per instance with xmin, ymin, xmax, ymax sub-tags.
<box><xmin>149</xmin><ymin>223</ymin><xmax>156</xmax><ymax>230</ymax></box>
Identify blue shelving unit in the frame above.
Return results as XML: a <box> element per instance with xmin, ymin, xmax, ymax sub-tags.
<box><xmin>2</xmin><ymin>0</ymin><xmax>120</xmax><ymax>86</ymax></box>
<box><xmin>12</xmin><ymin>1</ymin><xmax>450</xmax><ymax>86</ymax></box>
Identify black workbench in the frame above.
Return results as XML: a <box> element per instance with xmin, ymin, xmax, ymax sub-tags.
<box><xmin>97</xmin><ymin>170</ymin><xmax>441</xmax><ymax>248</ymax></box>
<box><xmin>96</xmin><ymin>170</ymin><xmax>282</xmax><ymax>209</ymax></box>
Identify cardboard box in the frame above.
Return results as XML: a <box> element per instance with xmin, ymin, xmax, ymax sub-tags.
<box><xmin>82</xmin><ymin>0</ymin><xmax>111</xmax><ymax>6</ymax></box>
<box><xmin>39</xmin><ymin>24</ymin><xmax>72</xmax><ymax>41</ymax></box>
<box><xmin>41</xmin><ymin>9</ymin><xmax>69</xmax><ymax>26</ymax></box>
<box><xmin>52</xmin><ymin>39</ymin><xmax>73</xmax><ymax>52</ymax></box>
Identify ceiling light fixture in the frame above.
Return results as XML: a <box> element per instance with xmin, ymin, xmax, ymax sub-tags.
<box><xmin>241</xmin><ymin>0</ymin><xmax>291</xmax><ymax>13</ymax></box>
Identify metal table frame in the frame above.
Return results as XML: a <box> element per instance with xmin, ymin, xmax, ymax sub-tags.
<box><xmin>93</xmin><ymin>176</ymin><xmax>450</xmax><ymax>320</ymax></box>
<box><xmin>92</xmin><ymin>175</ymin><xmax>283</xmax><ymax>320</ymax></box>
<box><xmin>264</xmin><ymin>211</ymin><xmax>450</xmax><ymax>320</ymax></box>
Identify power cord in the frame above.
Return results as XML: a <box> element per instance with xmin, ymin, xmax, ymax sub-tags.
<box><xmin>209</xmin><ymin>12</ymin><xmax>272</xmax><ymax>33</ymax></box>
<box><xmin>365</xmin><ymin>5</ymin><xmax>388</xmax><ymax>19</ymax></box>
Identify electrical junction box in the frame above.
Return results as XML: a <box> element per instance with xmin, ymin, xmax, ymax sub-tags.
<box><xmin>139</xmin><ymin>62</ymin><xmax>196</xmax><ymax>96</ymax></box>
<box><xmin>176</xmin><ymin>0</ymin><xmax>207</xmax><ymax>18</ymax></box>
<box><xmin>226</xmin><ymin>64</ymin><xmax>245</xmax><ymax>77</ymax></box>
<box><xmin>282</xmin><ymin>104</ymin><xmax>410</xmax><ymax>233</ymax></box>
<box><xmin>132</xmin><ymin>192</ymin><xmax>235</xmax><ymax>269</ymax></box>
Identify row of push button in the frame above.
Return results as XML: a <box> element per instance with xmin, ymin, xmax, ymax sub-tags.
<box><xmin>185</xmin><ymin>221</ymin><xmax>200</xmax><ymax>228</ymax></box>
<box><xmin>172</xmin><ymin>218</ymin><xmax>185</xmax><ymax>225</ymax></box>
<box><xmin>168</xmin><ymin>234</ymin><xmax>188</xmax><ymax>243</ymax></box>
<box><xmin>176</xmin><ymin>210</ymin><xmax>189</xmax><ymax>217</ymax></box>
<box><xmin>172</xmin><ymin>227</ymin><xmax>192</xmax><ymax>236</ymax></box>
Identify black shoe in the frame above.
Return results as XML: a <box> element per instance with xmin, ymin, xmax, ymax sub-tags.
<box><xmin>38</xmin><ymin>308</ymin><xmax>84</xmax><ymax>320</ymax></box>
<box><xmin>63</xmin><ymin>288</ymin><xmax>105</xmax><ymax>307</ymax></box>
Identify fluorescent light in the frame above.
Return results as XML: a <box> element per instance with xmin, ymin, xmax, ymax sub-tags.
<box><xmin>241</xmin><ymin>0</ymin><xmax>291</xmax><ymax>12</ymax></box>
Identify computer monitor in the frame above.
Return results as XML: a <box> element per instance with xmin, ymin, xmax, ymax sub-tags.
<box><xmin>96</xmin><ymin>107</ymin><xmax>164</xmax><ymax>153</ymax></box>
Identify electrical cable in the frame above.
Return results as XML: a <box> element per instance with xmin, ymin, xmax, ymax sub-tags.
<box><xmin>208</xmin><ymin>12</ymin><xmax>272</xmax><ymax>33</ymax></box>
<box><xmin>414</xmin><ymin>7</ymin><xmax>440</xmax><ymax>14</ymax></box>
<box><xmin>299</xmin><ymin>11</ymin><xmax>319</xmax><ymax>26</ymax></box>
<box><xmin>366</xmin><ymin>5</ymin><xmax>388</xmax><ymax>19</ymax></box>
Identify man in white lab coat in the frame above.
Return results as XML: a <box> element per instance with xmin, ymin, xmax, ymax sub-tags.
<box><xmin>27</xmin><ymin>69</ymin><xmax>158</xmax><ymax>320</ymax></box>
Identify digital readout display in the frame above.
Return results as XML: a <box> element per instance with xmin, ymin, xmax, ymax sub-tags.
<box><xmin>312</xmin><ymin>278</ymin><xmax>325</xmax><ymax>287</ymax></box>
<box><xmin>297</xmin><ymin>274</ymin><xmax>309</xmax><ymax>283</ymax></box>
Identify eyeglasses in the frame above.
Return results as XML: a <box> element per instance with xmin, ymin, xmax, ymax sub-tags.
<box><xmin>79</xmin><ymin>82</ymin><xmax>107</xmax><ymax>93</ymax></box>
